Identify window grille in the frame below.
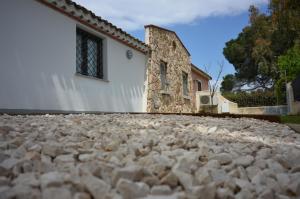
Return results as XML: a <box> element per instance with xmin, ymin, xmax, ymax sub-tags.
<box><xmin>76</xmin><ymin>28</ymin><xmax>103</xmax><ymax>79</ymax></box>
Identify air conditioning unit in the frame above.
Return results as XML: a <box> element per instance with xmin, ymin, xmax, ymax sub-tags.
<box><xmin>199</xmin><ymin>95</ymin><xmax>212</xmax><ymax>105</ymax></box>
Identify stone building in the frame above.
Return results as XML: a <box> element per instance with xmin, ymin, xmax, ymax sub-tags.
<box><xmin>145</xmin><ymin>25</ymin><xmax>194</xmax><ymax>113</ymax></box>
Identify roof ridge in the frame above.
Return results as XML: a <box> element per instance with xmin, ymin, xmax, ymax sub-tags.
<box><xmin>145</xmin><ymin>24</ymin><xmax>190</xmax><ymax>56</ymax></box>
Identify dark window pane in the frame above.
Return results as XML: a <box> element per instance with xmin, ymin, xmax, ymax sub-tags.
<box><xmin>182</xmin><ymin>72</ymin><xmax>188</xmax><ymax>96</ymax></box>
<box><xmin>76</xmin><ymin>28</ymin><xmax>103</xmax><ymax>79</ymax></box>
<box><xmin>160</xmin><ymin>61</ymin><xmax>167</xmax><ymax>90</ymax></box>
<box><xmin>197</xmin><ymin>81</ymin><xmax>202</xmax><ymax>91</ymax></box>
<box><xmin>87</xmin><ymin>39</ymin><xmax>98</xmax><ymax>77</ymax></box>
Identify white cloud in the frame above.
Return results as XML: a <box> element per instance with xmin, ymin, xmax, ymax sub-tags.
<box><xmin>74</xmin><ymin>0</ymin><xmax>268</xmax><ymax>31</ymax></box>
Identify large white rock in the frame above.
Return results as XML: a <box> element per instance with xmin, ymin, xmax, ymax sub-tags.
<box><xmin>116</xmin><ymin>179</ymin><xmax>149</xmax><ymax>199</ymax></box>
<box><xmin>73</xmin><ymin>192</ymin><xmax>91</xmax><ymax>199</ymax></box>
<box><xmin>258</xmin><ymin>188</ymin><xmax>274</xmax><ymax>199</ymax></box>
<box><xmin>235</xmin><ymin>189</ymin><xmax>254</xmax><ymax>199</ymax></box>
<box><xmin>81</xmin><ymin>175</ymin><xmax>111</xmax><ymax>199</ymax></box>
<box><xmin>246</xmin><ymin>166</ymin><xmax>261</xmax><ymax>180</ymax></box>
<box><xmin>172</xmin><ymin>169</ymin><xmax>194</xmax><ymax>190</ymax></box>
<box><xmin>42</xmin><ymin>187</ymin><xmax>72</xmax><ymax>199</ymax></box>
<box><xmin>210</xmin><ymin>153</ymin><xmax>232</xmax><ymax>165</ymax></box>
<box><xmin>187</xmin><ymin>183</ymin><xmax>216</xmax><ymax>199</ymax></box>
<box><xmin>151</xmin><ymin>185</ymin><xmax>172</xmax><ymax>195</ymax></box>
<box><xmin>112</xmin><ymin>165</ymin><xmax>144</xmax><ymax>185</ymax></box>
<box><xmin>40</xmin><ymin>171</ymin><xmax>65</xmax><ymax>188</ymax></box>
<box><xmin>276</xmin><ymin>173</ymin><xmax>290</xmax><ymax>191</ymax></box>
<box><xmin>195</xmin><ymin>167</ymin><xmax>212</xmax><ymax>185</ymax></box>
<box><xmin>216</xmin><ymin>188</ymin><xmax>234</xmax><ymax>199</ymax></box>
<box><xmin>42</xmin><ymin>142</ymin><xmax>65</xmax><ymax>157</ymax></box>
<box><xmin>13</xmin><ymin>173</ymin><xmax>39</xmax><ymax>188</ymax></box>
<box><xmin>160</xmin><ymin>171</ymin><xmax>179</xmax><ymax>188</ymax></box>
<box><xmin>234</xmin><ymin>155</ymin><xmax>254</xmax><ymax>167</ymax></box>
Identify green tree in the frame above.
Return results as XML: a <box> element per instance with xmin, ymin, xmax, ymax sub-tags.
<box><xmin>223</xmin><ymin>1</ymin><xmax>300</xmax><ymax>92</ymax></box>
<box><xmin>275</xmin><ymin>43</ymin><xmax>300</xmax><ymax>103</ymax></box>
<box><xmin>270</xmin><ymin>0</ymin><xmax>300</xmax><ymax>56</ymax></box>
<box><xmin>220</xmin><ymin>74</ymin><xmax>235</xmax><ymax>93</ymax></box>
<box><xmin>223</xmin><ymin>6</ymin><xmax>276</xmax><ymax>90</ymax></box>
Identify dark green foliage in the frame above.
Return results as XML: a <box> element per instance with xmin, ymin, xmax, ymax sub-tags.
<box><xmin>222</xmin><ymin>0</ymin><xmax>300</xmax><ymax>92</ymax></box>
<box><xmin>223</xmin><ymin>91</ymin><xmax>278</xmax><ymax>107</ymax></box>
<box><xmin>223</xmin><ymin>7</ymin><xmax>276</xmax><ymax>90</ymax></box>
<box><xmin>275</xmin><ymin>43</ymin><xmax>300</xmax><ymax>103</ymax></box>
<box><xmin>220</xmin><ymin>74</ymin><xmax>235</xmax><ymax>93</ymax></box>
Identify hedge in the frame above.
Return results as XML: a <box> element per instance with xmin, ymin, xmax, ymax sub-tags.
<box><xmin>223</xmin><ymin>91</ymin><xmax>281</xmax><ymax>107</ymax></box>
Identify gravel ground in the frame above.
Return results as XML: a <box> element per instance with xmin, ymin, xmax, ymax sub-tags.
<box><xmin>0</xmin><ymin>114</ymin><xmax>300</xmax><ymax>199</ymax></box>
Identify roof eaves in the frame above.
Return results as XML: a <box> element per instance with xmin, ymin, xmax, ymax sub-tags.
<box><xmin>191</xmin><ymin>64</ymin><xmax>212</xmax><ymax>80</ymax></box>
<box><xmin>36</xmin><ymin>0</ymin><xmax>149</xmax><ymax>54</ymax></box>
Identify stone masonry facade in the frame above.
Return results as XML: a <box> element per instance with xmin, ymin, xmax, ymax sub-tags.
<box><xmin>145</xmin><ymin>25</ymin><xmax>193</xmax><ymax>113</ymax></box>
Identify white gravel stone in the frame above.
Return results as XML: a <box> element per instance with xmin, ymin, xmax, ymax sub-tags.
<box><xmin>151</xmin><ymin>185</ymin><xmax>172</xmax><ymax>195</ymax></box>
<box><xmin>210</xmin><ymin>153</ymin><xmax>232</xmax><ymax>165</ymax></box>
<box><xmin>216</xmin><ymin>187</ymin><xmax>234</xmax><ymax>199</ymax></box>
<box><xmin>12</xmin><ymin>173</ymin><xmax>39</xmax><ymax>187</ymax></box>
<box><xmin>73</xmin><ymin>192</ymin><xmax>91</xmax><ymax>199</ymax></box>
<box><xmin>246</xmin><ymin>165</ymin><xmax>261</xmax><ymax>180</ymax></box>
<box><xmin>160</xmin><ymin>171</ymin><xmax>178</xmax><ymax>188</ymax></box>
<box><xmin>42</xmin><ymin>142</ymin><xmax>64</xmax><ymax>157</ymax></box>
<box><xmin>172</xmin><ymin>169</ymin><xmax>193</xmax><ymax>190</ymax></box>
<box><xmin>235</xmin><ymin>189</ymin><xmax>254</xmax><ymax>199</ymax></box>
<box><xmin>40</xmin><ymin>171</ymin><xmax>65</xmax><ymax>188</ymax></box>
<box><xmin>42</xmin><ymin>187</ymin><xmax>71</xmax><ymax>199</ymax></box>
<box><xmin>187</xmin><ymin>183</ymin><xmax>216</xmax><ymax>199</ymax></box>
<box><xmin>116</xmin><ymin>179</ymin><xmax>149</xmax><ymax>199</ymax></box>
<box><xmin>234</xmin><ymin>155</ymin><xmax>254</xmax><ymax>167</ymax></box>
<box><xmin>195</xmin><ymin>167</ymin><xmax>212</xmax><ymax>185</ymax></box>
<box><xmin>112</xmin><ymin>165</ymin><xmax>144</xmax><ymax>185</ymax></box>
<box><xmin>81</xmin><ymin>174</ymin><xmax>111</xmax><ymax>199</ymax></box>
<box><xmin>0</xmin><ymin>114</ymin><xmax>299</xmax><ymax>199</ymax></box>
<box><xmin>258</xmin><ymin>188</ymin><xmax>274</xmax><ymax>199</ymax></box>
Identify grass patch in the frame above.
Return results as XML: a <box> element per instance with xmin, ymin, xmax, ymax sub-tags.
<box><xmin>281</xmin><ymin>115</ymin><xmax>300</xmax><ymax>124</ymax></box>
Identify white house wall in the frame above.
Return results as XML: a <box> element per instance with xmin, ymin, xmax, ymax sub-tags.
<box><xmin>0</xmin><ymin>0</ymin><xmax>148</xmax><ymax>112</ymax></box>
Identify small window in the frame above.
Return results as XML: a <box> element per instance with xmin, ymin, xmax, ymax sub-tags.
<box><xmin>160</xmin><ymin>61</ymin><xmax>168</xmax><ymax>90</ymax></box>
<box><xmin>197</xmin><ymin>81</ymin><xmax>202</xmax><ymax>91</ymax></box>
<box><xmin>172</xmin><ymin>41</ymin><xmax>177</xmax><ymax>50</ymax></box>
<box><xmin>76</xmin><ymin>28</ymin><xmax>103</xmax><ymax>79</ymax></box>
<box><xmin>182</xmin><ymin>72</ymin><xmax>189</xmax><ymax>96</ymax></box>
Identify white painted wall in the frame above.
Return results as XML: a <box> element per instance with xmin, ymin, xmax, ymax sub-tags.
<box><xmin>0</xmin><ymin>0</ymin><xmax>148</xmax><ymax>112</ymax></box>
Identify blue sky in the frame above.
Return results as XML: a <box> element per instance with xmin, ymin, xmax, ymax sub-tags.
<box><xmin>75</xmin><ymin>0</ymin><xmax>268</xmax><ymax>80</ymax></box>
<box><xmin>129</xmin><ymin>14</ymin><xmax>251</xmax><ymax>80</ymax></box>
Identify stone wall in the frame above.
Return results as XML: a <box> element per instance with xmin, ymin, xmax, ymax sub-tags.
<box><xmin>145</xmin><ymin>25</ymin><xmax>193</xmax><ymax>113</ymax></box>
<box><xmin>287</xmin><ymin>82</ymin><xmax>300</xmax><ymax>115</ymax></box>
<box><xmin>237</xmin><ymin>105</ymin><xmax>288</xmax><ymax>115</ymax></box>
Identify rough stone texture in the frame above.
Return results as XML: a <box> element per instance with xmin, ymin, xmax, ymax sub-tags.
<box><xmin>145</xmin><ymin>25</ymin><xmax>193</xmax><ymax>113</ymax></box>
<box><xmin>0</xmin><ymin>114</ymin><xmax>300</xmax><ymax>199</ymax></box>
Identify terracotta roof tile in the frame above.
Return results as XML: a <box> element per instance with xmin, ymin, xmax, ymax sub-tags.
<box><xmin>36</xmin><ymin>0</ymin><xmax>149</xmax><ymax>54</ymax></box>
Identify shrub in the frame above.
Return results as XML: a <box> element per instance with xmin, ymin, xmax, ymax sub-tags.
<box><xmin>223</xmin><ymin>91</ymin><xmax>279</xmax><ymax>107</ymax></box>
